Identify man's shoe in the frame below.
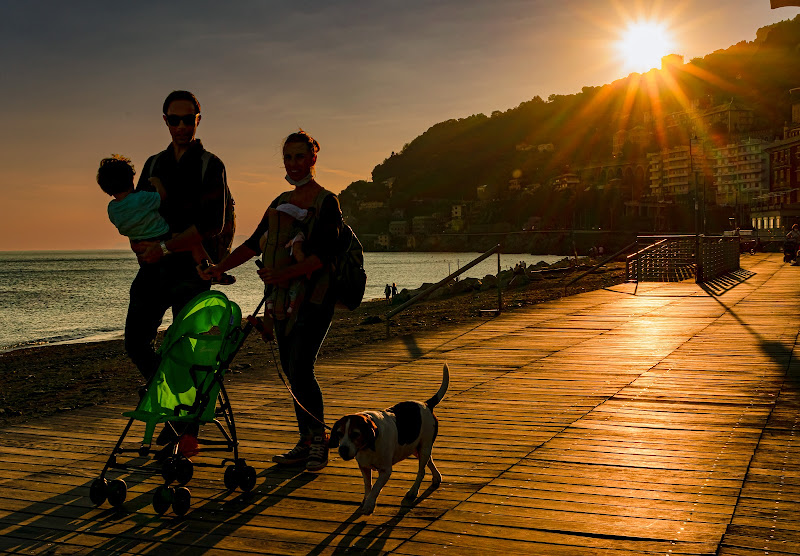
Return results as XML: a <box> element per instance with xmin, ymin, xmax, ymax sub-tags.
<box><xmin>305</xmin><ymin>434</ymin><xmax>329</xmax><ymax>472</ymax></box>
<box><xmin>272</xmin><ymin>437</ymin><xmax>311</xmax><ymax>465</ymax></box>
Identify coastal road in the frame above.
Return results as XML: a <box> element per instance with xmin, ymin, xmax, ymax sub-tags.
<box><xmin>1</xmin><ymin>252</ymin><xmax>798</xmax><ymax>554</ymax></box>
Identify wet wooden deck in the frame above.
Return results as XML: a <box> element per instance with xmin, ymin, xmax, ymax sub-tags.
<box><xmin>2</xmin><ymin>252</ymin><xmax>800</xmax><ymax>555</ymax></box>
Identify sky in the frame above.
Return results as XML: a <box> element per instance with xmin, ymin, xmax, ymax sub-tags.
<box><xmin>1</xmin><ymin>0</ymin><xmax>799</xmax><ymax>251</ymax></box>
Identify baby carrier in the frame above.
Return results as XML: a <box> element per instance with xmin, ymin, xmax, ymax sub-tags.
<box><xmin>89</xmin><ymin>291</ymin><xmax>258</xmax><ymax>516</ymax></box>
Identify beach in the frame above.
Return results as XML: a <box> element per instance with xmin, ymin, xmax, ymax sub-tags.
<box><xmin>0</xmin><ymin>261</ymin><xmax>625</xmax><ymax>426</ymax></box>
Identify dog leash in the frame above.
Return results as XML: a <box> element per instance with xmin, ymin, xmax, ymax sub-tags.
<box><xmin>266</xmin><ymin>340</ymin><xmax>332</xmax><ymax>432</ymax></box>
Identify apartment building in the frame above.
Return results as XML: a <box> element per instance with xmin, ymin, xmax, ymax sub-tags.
<box><xmin>712</xmin><ymin>138</ymin><xmax>770</xmax><ymax>208</ymax></box>
<box><xmin>647</xmin><ymin>144</ymin><xmax>708</xmax><ymax>201</ymax></box>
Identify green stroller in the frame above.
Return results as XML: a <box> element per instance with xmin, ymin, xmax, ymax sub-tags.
<box><xmin>89</xmin><ymin>290</ymin><xmax>259</xmax><ymax>516</ymax></box>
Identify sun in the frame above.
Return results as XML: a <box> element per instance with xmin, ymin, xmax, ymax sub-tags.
<box><xmin>615</xmin><ymin>21</ymin><xmax>674</xmax><ymax>73</ymax></box>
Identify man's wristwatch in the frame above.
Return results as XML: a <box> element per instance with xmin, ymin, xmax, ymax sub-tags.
<box><xmin>160</xmin><ymin>241</ymin><xmax>170</xmax><ymax>256</ymax></box>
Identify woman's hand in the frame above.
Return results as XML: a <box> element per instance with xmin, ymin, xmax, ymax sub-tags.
<box><xmin>198</xmin><ymin>261</ymin><xmax>224</xmax><ymax>281</ymax></box>
<box><xmin>257</xmin><ymin>265</ymin><xmax>290</xmax><ymax>285</ymax></box>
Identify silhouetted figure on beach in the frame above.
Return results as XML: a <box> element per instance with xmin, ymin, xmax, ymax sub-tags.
<box><xmin>392</xmin><ymin>283</ymin><xmax>398</xmax><ymax>299</ymax></box>
<box><xmin>124</xmin><ymin>90</ymin><xmax>234</xmax><ymax>382</ymax></box>
<box><xmin>385</xmin><ymin>283</ymin><xmax>392</xmax><ymax>303</ymax></box>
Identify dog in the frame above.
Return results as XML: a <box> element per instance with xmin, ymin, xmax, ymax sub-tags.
<box><xmin>329</xmin><ymin>363</ymin><xmax>449</xmax><ymax>515</ymax></box>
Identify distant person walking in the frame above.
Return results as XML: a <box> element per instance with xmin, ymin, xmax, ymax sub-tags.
<box><xmin>385</xmin><ymin>283</ymin><xmax>392</xmax><ymax>304</ymax></box>
<box><xmin>124</xmin><ymin>90</ymin><xmax>234</xmax><ymax>382</ymax></box>
<box><xmin>786</xmin><ymin>224</ymin><xmax>800</xmax><ymax>263</ymax></box>
<box><xmin>392</xmin><ymin>283</ymin><xmax>398</xmax><ymax>299</ymax></box>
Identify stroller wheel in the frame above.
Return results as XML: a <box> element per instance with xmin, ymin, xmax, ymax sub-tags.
<box><xmin>153</xmin><ymin>485</ymin><xmax>174</xmax><ymax>515</ymax></box>
<box><xmin>161</xmin><ymin>457</ymin><xmax>177</xmax><ymax>484</ymax></box>
<box><xmin>224</xmin><ymin>465</ymin><xmax>238</xmax><ymax>491</ymax></box>
<box><xmin>175</xmin><ymin>458</ymin><xmax>193</xmax><ymax>485</ymax></box>
<box><xmin>239</xmin><ymin>465</ymin><xmax>257</xmax><ymax>492</ymax></box>
<box><xmin>89</xmin><ymin>478</ymin><xmax>107</xmax><ymax>506</ymax></box>
<box><xmin>107</xmin><ymin>479</ymin><xmax>127</xmax><ymax>508</ymax></box>
<box><xmin>172</xmin><ymin>486</ymin><xmax>191</xmax><ymax>516</ymax></box>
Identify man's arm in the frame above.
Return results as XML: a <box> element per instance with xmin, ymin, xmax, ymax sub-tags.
<box><xmin>195</xmin><ymin>156</ymin><xmax>228</xmax><ymax>240</ymax></box>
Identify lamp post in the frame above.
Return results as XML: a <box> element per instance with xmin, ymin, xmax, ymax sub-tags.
<box><xmin>690</xmin><ymin>136</ymin><xmax>703</xmax><ymax>283</ymax></box>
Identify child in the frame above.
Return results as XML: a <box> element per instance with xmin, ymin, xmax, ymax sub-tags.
<box><xmin>259</xmin><ymin>203</ymin><xmax>309</xmax><ymax>318</ymax></box>
<box><xmin>97</xmin><ymin>155</ymin><xmax>234</xmax><ymax>283</ymax></box>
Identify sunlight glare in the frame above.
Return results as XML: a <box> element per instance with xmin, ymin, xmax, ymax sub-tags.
<box><xmin>616</xmin><ymin>21</ymin><xmax>674</xmax><ymax>74</ymax></box>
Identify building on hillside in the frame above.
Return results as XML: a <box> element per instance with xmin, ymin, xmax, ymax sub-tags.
<box><xmin>702</xmin><ymin>100</ymin><xmax>755</xmax><ymax>134</ymax></box>
<box><xmin>647</xmin><ymin>143</ymin><xmax>711</xmax><ymax>202</ymax></box>
<box><xmin>376</xmin><ymin>233</ymin><xmax>390</xmax><ymax>249</ymax></box>
<box><xmin>389</xmin><ymin>220</ymin><xmax>408</xmax><ymax>236</ymax></box>
<box><xmin>412</xmin><ymin>216</ymin><xmax>439</xmax><ymax>235</ymax></box>
<box><xmin>612</xmin><ymin>125</ymin><xmax>653</xmax><ymax>156</ymax></box>
<box><xmin>749</xmin><ymin>88</ymin><xmax>800</xmax><ymax>231</ymax></box>
<box><xmin>451</xmin><ymin>204</ymin><xmax>467</xmax><ymax>219</ymax></box>
<box><xmin>552</xmin><ymin>172</ymin><xmax>580</xmax><ymax>191</ymax></box>
<box><xmin>711</xmin><ymin>138</ymin><xmax>770</xmax><ymax>220</ymax></box>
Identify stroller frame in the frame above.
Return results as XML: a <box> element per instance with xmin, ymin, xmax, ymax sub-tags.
<box><xmin>89</xmin><ymin>290</ymin><xmax>263</xmax><ymax>516</ymax></box>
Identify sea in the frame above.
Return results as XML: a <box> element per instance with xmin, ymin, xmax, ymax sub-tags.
<box><xmin>0</xmin><ymin>250</ymin><xmax>566</xmax><ymax>352</ymax></box>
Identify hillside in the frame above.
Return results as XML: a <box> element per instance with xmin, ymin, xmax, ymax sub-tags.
<box><xmin>339</xmin><ymin>15</ymin><xmax>800</xmax><ymax>226</ymax></box>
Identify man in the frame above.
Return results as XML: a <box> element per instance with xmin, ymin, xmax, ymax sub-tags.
<box><xmin>125</xmin><ymin>90</ymin><xmax>234</xmax><ymax>381</ymax></box>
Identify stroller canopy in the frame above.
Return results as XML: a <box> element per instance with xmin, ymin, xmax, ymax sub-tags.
<box><xmin>124</xmin><ymin>290</ymin><xmax>244</xmax><ymax>444</ymax></box>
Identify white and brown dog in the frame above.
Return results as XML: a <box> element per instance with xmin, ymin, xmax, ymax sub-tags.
<box><xmin>329</xmin><ymin>363</ymin><xmax>449</xmax><ymax>515</ymax></box>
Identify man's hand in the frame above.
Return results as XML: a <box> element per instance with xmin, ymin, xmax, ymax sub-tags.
<box><xmin>136</xmin><ymin>241</ymin><xmax>163</xmax><ymax>264</ymax></box>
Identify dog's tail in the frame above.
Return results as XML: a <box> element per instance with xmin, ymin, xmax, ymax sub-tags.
<box><xmin>425</xmin><ymin>363</ymin><xmax>450</xmax><ymax>410</ymax></box>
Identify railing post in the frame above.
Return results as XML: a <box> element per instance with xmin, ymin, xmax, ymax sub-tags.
<box><xmin>497</xmin><ymin>248</ymin><xmax>502</xmax><ymax>314</ymax></box>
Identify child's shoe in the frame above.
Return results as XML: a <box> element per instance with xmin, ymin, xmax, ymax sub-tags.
<box><xmin>178</xmin><ymin>434</ymin><xmax>200</xmax><ymax>458</ymax></box>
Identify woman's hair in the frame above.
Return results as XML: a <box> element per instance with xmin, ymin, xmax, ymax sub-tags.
<box><xmin>283</xmin><ymin>129</ymin><xmax>320</xmax><ymax>155</ymax></box>
<box><xmin>97</xmin><ymin>155</ymin><xmax>136</xmax><ymax>195</ymax></box>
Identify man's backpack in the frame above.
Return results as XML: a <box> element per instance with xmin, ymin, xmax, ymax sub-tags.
<box><xmin>333</xmin><ymin>223</ymin><xmax>367</xmax><ymax>310</ymax></box>
<box><xmin>146</xmin><ymin>151</ymin><xmax>235</xmax><ymax>263</ymax></box>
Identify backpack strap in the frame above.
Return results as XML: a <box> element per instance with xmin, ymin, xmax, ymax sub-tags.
<box><xmin>200</xmin><ymin>151</ymin><xmax>212</xmax><ymax>182</ymax></box>
<box><xmin>147</xmin><ymin>151</ymin><xmax>212</xmax><ymax>181</ymax></box>
<box><xmin>146</xmin><ymin>153</ymin><xmax>161</xmax><ymax>180</ymax></box>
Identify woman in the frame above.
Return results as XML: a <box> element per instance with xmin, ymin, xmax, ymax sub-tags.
<box><xmin>204</xmin><ymin>130</ymin><xmax>342</xmax><ymax>472</ymax></box>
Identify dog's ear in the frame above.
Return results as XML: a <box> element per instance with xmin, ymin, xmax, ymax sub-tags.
<box><xmin>329</xmin><ymin>416</ymin><xmax>347</xmax><ymax>448</ymax></box>
<box><xmin>362</xmin><ymin>414</ymin><xmax>379</xmax><ymax>451</ymax></box>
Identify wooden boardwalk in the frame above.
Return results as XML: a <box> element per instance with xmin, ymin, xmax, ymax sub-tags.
<box><xmin>2</xmin><ymin>252</ymin><xmax>800</xmax><ymax>555</ymax></box>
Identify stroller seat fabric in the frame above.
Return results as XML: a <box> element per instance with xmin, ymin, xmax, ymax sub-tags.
<box><xmin>124</xmin><ymin>291</ymin><xmax>243</xmax><ymax>445</ymax></box>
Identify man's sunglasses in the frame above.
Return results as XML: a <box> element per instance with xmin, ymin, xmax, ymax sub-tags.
<box><xmin>165</xmin><ymin>114</ymin><xmax>198</xmax><ymax>127</ymax></box>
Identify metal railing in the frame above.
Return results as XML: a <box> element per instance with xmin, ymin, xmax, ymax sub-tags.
<box><xmin>626</xmin><ymin>236</ymin><xmax>696</xmax><ymax>282</ymax></box>
<box><xmin>384</xmin><ymin>244</ymin><xmax>502</xmax><ymax>336</ymax></box>
<box><xmin>563</xmin><ymin>241</ymin><xmax>637</xmax><ymax>295</ymax></box>
<box><xmin>698</xmin><ymin>236</ymin><xmax>740</xmax><ymax>282</ymax></box>
<box><xmin>626</xmin><ymin>235</ymin><xmax>740</xmax><ymax>283</ymax></box>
